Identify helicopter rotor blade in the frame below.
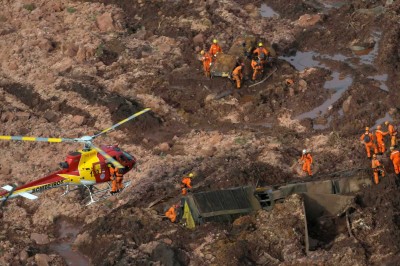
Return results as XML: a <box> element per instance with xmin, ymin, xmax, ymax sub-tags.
<box><xmin>92</xmin><ymin>108</ymin><xmax>151</xmax><ymax>139</ymax></box>
<box><xmin>90</xmin><ymin>144</ymin><xmax>125</xmax><ymax>169</ymax></box>
<box><xmin>0</xmin><ymin>135</ymin><xmax>81</xmax><ymax>143</ymax></box>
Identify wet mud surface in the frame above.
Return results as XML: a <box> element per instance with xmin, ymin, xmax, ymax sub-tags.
<box><xmin>1</xmin><ymin>0</ymin><xmax>400</xmax><ymax>265</ymax></box>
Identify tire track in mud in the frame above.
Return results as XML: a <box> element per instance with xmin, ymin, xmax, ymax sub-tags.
<box><xmin>0</xmin><ymin>81</ymin><xmax>95</xmax><ymax>126</ymax></box>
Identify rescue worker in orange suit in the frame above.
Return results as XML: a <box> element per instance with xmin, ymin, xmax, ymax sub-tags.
<box><xmin>251</xmin><ymin>56</ymin><xmax>263</xmax><ymax>81</ymax></box>
<box><xmin>389</xmin><ymin>146</ymin><xmax>400</xmax><ymax>176</ymax></box>
<box><xmin>209</xmin><ymin>39</ymin><xmax>222</xmax><ymax>60</ymax></box>
<box><xmin>181</xmin><ymin>173</ymin><xmax>193</xmax><ymax>195</ymax></box>
<box><xmin>232</xmin><ymin>63</ymin><xmax>244</xmax><ymax>89</ymax></box>
<box><xmin>108</xmin><ymin>162</ymin><xmax>124</xmax><ymax>194</ymax></box>
<box><xmin>371</xmin><ymin>154</ymin><xmax>385</xmax><ymax>184</ymax></box>
<box><xmin>300</xmin><ymin>149</ymin><xmax>313</xmax><ymax>176</ymax></box>
<box><xmin>253</xmin><ymin>42</ymin><xmax>269</xmax><ymax>65</ymax></box>
<box><xmin>200</xmin><ymin>50</ymin><xmax>212</xmax><ymax>78</ymax></box>
<box><xmin>165</xmin><ymin>204</ymin><xmax>178</xmax><ymax>223</ymax></box>
<box><xmin>385</xmin><ymin>121</ymin><xmax>397</xmax><ymax>147</ymax></box>
<box><xmin>389</xmin><ymin>146</ymin><xmax>400</xmax><ymax>186</ymax></box>
<box><xmin>375</xmin><ymin>125</ymin><xmax>388</xmax><ymax>154</ymax></box>
<box><xmin>360</xmin><ymin>127</ymin><xmax>378</xmax><ymax>159</ymax></box>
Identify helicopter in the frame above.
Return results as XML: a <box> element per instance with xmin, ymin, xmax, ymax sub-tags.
<box><xmin>0</xmin><ymin>108</ymin><xmax>151</xmax><ymax>206</ymax></box>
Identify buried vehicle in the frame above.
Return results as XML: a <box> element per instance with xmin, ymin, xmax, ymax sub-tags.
<box><xmin>210</xmin><ymin>35</ymin><xmax>277</xmax><ymax>79</ymax></box>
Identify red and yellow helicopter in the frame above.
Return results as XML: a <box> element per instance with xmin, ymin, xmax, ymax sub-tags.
<box><xmin>0</xmin><ymin>108</ymin><xmax>150</xmax><ymax>205</ymax></box>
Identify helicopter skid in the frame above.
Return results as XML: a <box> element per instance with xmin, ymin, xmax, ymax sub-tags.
<box><xmin>84</xmin><ymin>181</ymin><xmax>132</xmax><ymax>206</ymax></box>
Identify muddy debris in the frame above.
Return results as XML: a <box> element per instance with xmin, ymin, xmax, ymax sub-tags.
<box><xmin>0</xmin><ymin>0</ymin><xmax>400</xmax><ymax>265</ymax></box>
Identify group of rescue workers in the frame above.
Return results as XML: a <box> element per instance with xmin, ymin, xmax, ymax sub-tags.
<box><xmin>102</xmin><ymin>39</ymin><xmax>399</xmax><ymax>224</ymax></box>
<box><xmin>299</xmin><ymin>121</ymin><xmax>400</xmax><ymax>185</ymax></box>
<box><xmin>360</xmin><ymin>121</ymin><xmax>400</xmax><ymax>185</ymax></box>
<box><xmin>200</xmin><ymin>39</ymin><xmax>270</xmax><ymax>89</ymax></box>
<box><xmin>164</xmin><ymin>172</ymin><xmax>194</xmax><ymax>223</ymax></box>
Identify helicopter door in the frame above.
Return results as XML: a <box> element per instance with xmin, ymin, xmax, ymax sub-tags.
<box><xmin>92</xmin><ymin>162</ymin><xmax>107</xmax><ymax>182</ymax></box>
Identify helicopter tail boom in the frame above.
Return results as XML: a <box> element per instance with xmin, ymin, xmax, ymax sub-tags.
<box><xmin>1</xmin><ymin>185</ymin><xmax>38</xmax><ymax>201</ymax></box>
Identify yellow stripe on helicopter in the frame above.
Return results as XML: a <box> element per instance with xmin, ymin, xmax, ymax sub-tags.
<box><xmin>0</xmin><ymin>136</ymin><xmax>69</xmax><ymax>143</ymax></box>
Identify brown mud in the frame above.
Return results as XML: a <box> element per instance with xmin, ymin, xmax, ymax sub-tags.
<box><xmin>0</xmin><ymin>0</ymin><xmax>400</xmax><ymax>265</ymax></box>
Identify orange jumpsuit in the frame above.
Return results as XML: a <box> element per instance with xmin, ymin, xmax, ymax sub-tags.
<box><xmin>301</xmin><ymin>153</ymin><xmax>313</xmax><ymax>176</ymax></box>
<box><xmin>375</xmin><ymin>129</ymin><xmax>388</xmax><ymax>154</ymax></box>
<box><xmin>232</xmin><ymin>65</ymin><xmax>243</xmax><ymax>89</ymax></box>
<box><xmin>371</xmin><ymin>157</ymin><xmax>385</xmax><ymax>184</ymax></box>
<box><xmin>201</xmin><ymin>52</ymin><xmax>212</xmax><ymax>78</ymax></box>
<box><xmin>181</xmin><ymin>177</ymin><xmax>192</xmax><ymax>195</ymax></box>
<box><xmin>253</xmin><ymin>47</ymin><xmax>269</xmax><ymax>64</ymax></box>
<box><xmin>251</xmin><ymin>59</ymin><xmax>263</xmax><ymax>81</ymax></box>
<box><xmin>165</xmin><ymin>206</ymin><xmax>177</xmax><ymax>223</ymax></box>
<box><xmin>360</xmin><ymin>132</ymin><xmax>377</xmax><ymax>158</ymax></box>
<box><xmin>387</xmin><ymin>124</ymin><xmax>397</xmax><ymax>147</ymax></box>
<box><xmin>209</xmin><ymin>43</ymin><xmax>222</xmax><ymax>58</ymax></box>
<box><xmin>390</xmin><ymin>150</ymin><xmax>400</xmax><ymax>175</ymax></box>
<box><xmin>109</xmin><ymin>166</ymin><xmax>124</xmax><ymax>193</ymax></box>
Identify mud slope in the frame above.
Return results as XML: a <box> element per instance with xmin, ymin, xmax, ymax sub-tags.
<box><xmin>0</xmin><ymin>0</ymin><xmax>400</xmax><ymax>265</ymax></box>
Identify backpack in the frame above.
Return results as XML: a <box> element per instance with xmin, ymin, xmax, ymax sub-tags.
<box><xmin>364</xmin><ymin>133</ymin><xmax>371</xmax><ymax>143</ymax></box>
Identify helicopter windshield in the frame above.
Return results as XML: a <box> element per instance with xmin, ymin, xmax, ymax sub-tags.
<box><xmin>121</xmin><ymin>152</ymin><xmax>134</xmax><ymax>162</ymax></box>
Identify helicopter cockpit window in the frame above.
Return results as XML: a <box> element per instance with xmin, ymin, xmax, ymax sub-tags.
<box><xmin>122</xmin><ymin>152</ymin><xmax>134</xmax><ymax>161</ymax></box>
<box><xmin>119</xmin><ymin>154</ymin><xmax>128</xmax><ymax>163</ymax></box>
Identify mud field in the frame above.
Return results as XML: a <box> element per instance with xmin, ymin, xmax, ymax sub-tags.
<box><xmin>0</xmin><ymin>0</ymin><xmax>400</xmax><ymax>265</ymax></box>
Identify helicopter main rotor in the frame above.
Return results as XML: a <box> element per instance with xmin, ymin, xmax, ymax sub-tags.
<box><xmin>0</xmin><ymin>108</ymin><xmax>151</xmax><ymax>169</ymax></box>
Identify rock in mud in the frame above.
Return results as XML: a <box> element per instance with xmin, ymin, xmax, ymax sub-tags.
<box><xmin>30</xmin><ymin>233</ymin><xmax>50</xmax><ymax>245</ymax></box>
<box><xmin>296</xmin><ymin>14</ymin><xmax>323</xmax><ymax>27</ymax></box>
<box><xmin>34</xmin><ymin>253</ymin><xmax>51</xmax><ymax>266</ymax></box>
<box><xmin>342</xmin><ymin>96</ymin><xmax>352</xmax><ymax>114</ymax></box>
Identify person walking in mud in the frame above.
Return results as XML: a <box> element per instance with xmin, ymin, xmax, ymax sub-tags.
<box><xmin>165</xmin><ymin>203</ymin><xmax>180</xmax><ymax>223</ymax></box>
<box><xmin>251</xmin><ymin>55</ymin><xmax>263</xmax><ymax>81</ymax></box>
<box><xmin>384</xmin><ymin>121</ymin><xmax>397</xmax><ymax>148</ymax></box>
<box><xmin>108</xmin><ymin>161</ymin><xmax>124</xmax><ymax>194</ymax></box>
<box><xmin>231</xmin><ymin>63</ymin><xmax>244</xmax><ymax>89</ymax></box>
<box><xmin>371</xmin><ymin>154</ymin><xmax>385</xmax><ymax>185</ymax></box>
<box><xmin>181</xmin><ymin>173</ymin><xmax>194</xmax><ymax>195</ymax></box>
<box><xmin>253</xmin><ymin>42</ymin><xmax>269</xmax><ymax>66</ymax></box>
<box><xmin>375</xmin><ymin>125</ymin><xmax>388</xmax><ymax>155</ymax></box>
<box><xmin>209</xmin><ymin>39</ymin><xmax>222</xmax><ymax>60</ymax></box>
<box><xmin>389</xmin><ymin>146</ymin><xmax>400</xmax><ymax>186</ymax></box>
<box><xmin>360</xmin><ymin>127</ymin><xmax>377</xmax><ymax>159</ymax></box>
<box><xmin>200</xmin><ymin>50</ymin><xmax>212</xmax><ymax>78</ymax></box>
<box><xmin>299</xmin><ymin>149</ymin><xmax>313</xmax><ymax>176</ymax></box>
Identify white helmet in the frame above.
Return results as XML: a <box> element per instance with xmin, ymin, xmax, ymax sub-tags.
<box><xmin>302</xmin><ymin>149</ymin><xmax>307</xmax><ymax>154</ymax></box>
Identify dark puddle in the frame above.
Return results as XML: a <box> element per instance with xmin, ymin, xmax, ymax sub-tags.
<box><xmin>50</xmin><ymin>220</ymin><xmax>90</xmax><ymax>266</ymax></box>
<box><xmin>296</xmin><ymin>71</ymin><xmax>353</xmax><ymax>121</ymax></box>
<box><xmin>368</xmin><ymin>74</ymin><xmax>389</xmax><ymax>92</ymax></box>
<box><xmin>318</xmin><ymin>0</ymin><xmax>347</xmax><ymax>9</ymax></box>
<box><xmin>280</xmin><ymin>30</ymin><xmax>385</xmax><ymax>129</ymax></box>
